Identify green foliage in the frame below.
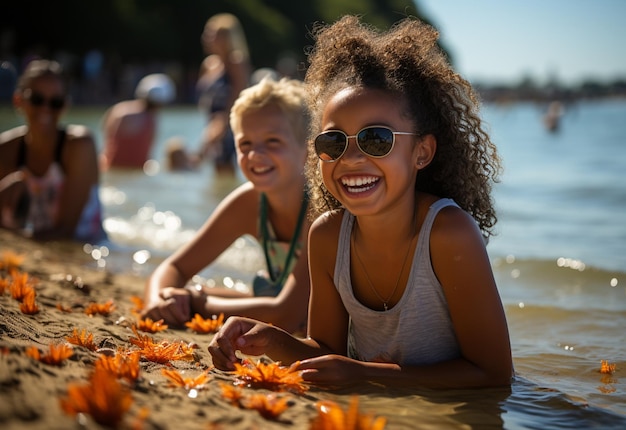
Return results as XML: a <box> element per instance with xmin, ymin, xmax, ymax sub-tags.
<box><xmin>2</xmin><ymin>0</ymin><xmax>425</xmax><ymax>72</ymax></box>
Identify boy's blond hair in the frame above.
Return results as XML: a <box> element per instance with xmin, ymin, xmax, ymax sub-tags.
<box><xmin>230</xmin><ymin>77</ymin><xmax>310</xmax><ymax>145</ymax></box>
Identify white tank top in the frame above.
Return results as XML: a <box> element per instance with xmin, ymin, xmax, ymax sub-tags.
<box><xmin>334</xmin><ymin>198</ymin><xmax>461</xmax><ymax>366</ymax></box>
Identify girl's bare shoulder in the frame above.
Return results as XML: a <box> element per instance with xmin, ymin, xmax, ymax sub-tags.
<box><xmin>0</xmin><ymin>125</ymin><xmax>27</xmax><ymax>145</ymax></box>
<box><xmin>310</xmin><ymin>209</ymin><xmax>344</xmax><ymax>240</ymax></box>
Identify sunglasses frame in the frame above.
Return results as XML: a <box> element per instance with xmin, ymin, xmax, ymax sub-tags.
<box><xmin>23</xmin><ymin>90</ymin><xmax>66</xmax><ymax>111</ymax></box>
<box><xmin>314</xmin><ymin>125</ymin><xmax>418</xmax><ymax>162</ymax></box>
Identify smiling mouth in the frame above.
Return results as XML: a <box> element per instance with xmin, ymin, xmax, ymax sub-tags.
<box><xmin>252</xmin><ymin>165</ymin><xmax>273</xmax><ymax>174</ymax></box>
<box><xmin>341</xmin><ymin>175</ymin><xmax>379</xmax><ymax>193</ymax></box>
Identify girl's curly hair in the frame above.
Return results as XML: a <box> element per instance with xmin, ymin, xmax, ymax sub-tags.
<box><xmin>303</xmin><ymin>15</ymin><xmax>502</xmax><ymax>238</ymax></box>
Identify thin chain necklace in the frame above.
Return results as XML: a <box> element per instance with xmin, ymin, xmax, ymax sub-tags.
<box><xmin>351</xmin><ymin>224</ymin><xmax>417</xmax><ymax>311</ymax></box>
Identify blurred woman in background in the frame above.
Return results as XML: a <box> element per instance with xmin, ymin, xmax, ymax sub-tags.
<box><xmin>0</xmin><ymin>59</ymin><xmax>106</xmax><ymax>242</ymax></box>
<box><xmin>196</xmin><ymin>13</ymin><xmax>251</xmax><ymax>174</ymax></box>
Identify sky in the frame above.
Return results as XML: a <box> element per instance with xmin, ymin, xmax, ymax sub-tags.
<box><xmin>415</xmin><ymin>0</ymin><xmax>626</xmax><ymax>85</ymax></box>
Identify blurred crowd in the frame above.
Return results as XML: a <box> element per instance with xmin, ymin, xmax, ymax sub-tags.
<box><xmin>0</xmin><ymin>52</ymin><xmax>198</xmax><ymax>106</ymax></box>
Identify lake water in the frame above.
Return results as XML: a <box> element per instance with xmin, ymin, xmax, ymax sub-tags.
<box><xmin>1</xmin><ymin>99</ymin><xmax>625</xmax><ymax>428</ymax></box>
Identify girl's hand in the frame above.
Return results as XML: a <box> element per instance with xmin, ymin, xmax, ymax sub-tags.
<box><xmin>141</xmin><ymin>287</ymin><xmax>192</xmax><ymax>327</ymax></box>
<box><xmin>295</xmin><ymin>354</ymin><xmax>365</xmax><ymax>387</ymax></box>
<box><xmin>208</xmin><ymin>316</ymin><xmax>276</xmax><ymax>370</ymax></box>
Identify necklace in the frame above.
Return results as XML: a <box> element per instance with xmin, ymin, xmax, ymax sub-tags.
<box><xmin>351</xmin><ymin>225</ymin><xmax>417</xmax><ymax>311</ymax></box>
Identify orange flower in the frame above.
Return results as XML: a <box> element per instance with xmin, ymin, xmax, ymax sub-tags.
<box><xmin>84</xmin><ymin>300</ymin><xmax>116</xmax><ymax>316</ymax></box>
<box><xmin>95</xmin><ymin>351</ymin><xmax>141</xmax><ymax>383</ymax></box>
<box><xmin>0</xmin><ymin>251</ymin><xmax>25</xmax><ymax>272</ymax></box>
<box><xmin>243</xmin><ymin>393</ymin><xmax>291</xmax><ymax>420</ymax></box>
<box><xmin>135</xmin><ymin>318</ymin><xmax>168</xmax><ymax>333</ymax></box>
<box><xmin>310</xmin><ymin>397</ymin><xmax>387</xmax><ymax>430</ymax></box>
<box><xmin>130</xmin><ymin>295</ymin><xmax>144</xmax><ymax>315</ymax></box>
<box><xmin>128</xmin><ymin>327</ymin><xmax>194</xmax><ymax>364</ymax></box>
<box><xmin>66</xmin><ymin>328</ymin><xmax>98</xmax><ymax>351</ymax></box>
<box><xmin>161</xmin><ymin>368</ymin><xmax>211</xmax><ymax>390</ymax></box>
<box><xmin>9</xmin><ymin>271</ymin><xmax>36</xmax><ymax>301</ymax></box>
<box><xmin>232</xmin><ymin>359</ymin><xmax>308</xmax><ymax>394</ymax></box>
<box><xmin>60</xmin><ymin>367</ymin><xmax>133</xmax><ymax>428</ymax></box>
<box><xmin>219</xmin><ymin>382</ymin><xmax>244</xmax><ymax>406</ymax></box>
<box><xmin>19</xmin><ymin>289</ymin><xmax>39</xmax><ymax>315</ymax></box>
<box><xmin>600</xmin><ymin>360</ymin><xmax>617</xmax><ymax>374</ymax></box>
<box><xmin>26</xmin><ymin>343</ymin><xmax>74</xmax><ymax>365</ymax></box>
<box><xmin>185</xmin><ymin>313</ymin><xmax>224</xmax><ymax>334</ymax></box>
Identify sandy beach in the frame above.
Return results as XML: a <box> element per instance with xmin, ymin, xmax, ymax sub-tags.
<box><xmin>0</xmin><ymin>229</ymin><xmax>376</xmax><ymax>430</ymax></box>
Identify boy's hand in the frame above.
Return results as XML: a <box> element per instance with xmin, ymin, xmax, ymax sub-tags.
<box><xmin>141</xmin><ymin>287</ymin><xmax>192</xmax><ymax>327</ymax></box>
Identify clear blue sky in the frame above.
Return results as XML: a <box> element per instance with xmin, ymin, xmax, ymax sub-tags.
<box><xmin>415</xmin><ymin>0</ymin><xmax>626</xmax><ymax>85</ymax></box>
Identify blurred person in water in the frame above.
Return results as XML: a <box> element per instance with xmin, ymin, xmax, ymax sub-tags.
<box><xmin>0</xmin><ymin>59</ymin><xmax>106</xmax><ymax>242</ymax></box>
<box><xmin>196</xmin><ymin>13</ymin><xmax>252</xmax><ymax>174</ymax></box>
<box><xmin>142</xmin><ymin>76</ymin><xmax>312</xmax><ymax>334</ymax></box>
<box><xmin>100</xmin><ymin>73</ymin><xmax>175</xmax><ymax>171</ymax></box>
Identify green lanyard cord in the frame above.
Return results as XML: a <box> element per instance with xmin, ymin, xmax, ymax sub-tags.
<box><xmin>259</xmin><ymin>189</ymin><xmax>309</xmax><ymax>288</ymax></box>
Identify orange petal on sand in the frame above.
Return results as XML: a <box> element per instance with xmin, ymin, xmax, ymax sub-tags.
<box><xmin>0</xmin><ymin>251</ymin><xmax>25</xmax><ymax>272</ymax></box>
<box><xmin>19</xmin><ymin>289</ymin><xmax>39</xmax><ymax>315</ymax></box>
<box><xmin>60</xmin><ymin>367</ymin><xmax>133</xmax><ymax>428</ymax></box>
<box><xmin>242</xmin><ymin>393</ymin><xmax>291</xmax><ymax>420</ymax></box>
<box><xmin>95</xmin><ymin>351</ymin><xmax>141</xmax><ymax>383</ymax></box>
<box><xmin>26</xmin><ymin>343</ymin><xmax>73</xmax><ymax>366</ymax></box>
<box><xmin>161</xmin><ymin>368</ymin><xmax>211</xmax><ymax>390</ymax></box>
<box><xmin>185</xmin><ymin>313</ymin><xmax>224</xmax><ymax>334</ymax></box>
<box><xmin>600</xmin><ymin>360</ymin><xmax>617</xmax><ymax>374</ymax></box>
<box><xmin>84</xmin><ymin>300</ymin><xmax>116</xmax><ymax>316</ymax></box>
<box><xmin>128</xmin><ymin>327</ymin><xmax>194</xmax><ymax>364</ymax></box>
<box><xmin>310</xmin><ymin>397</ymin><xmax>387</xmax><ymax>430</ymax></box>
<box><xmin>219</xmin><ymin>382</ymin><xmax>244</xmax><ymax>406</ymax></box>
<box><xmin>66</xmin><ymin>328</ymin><xmax>98</xmax><ymax>351</ymax></box>
<box><xmin>232</xmin><ymin>360</ymin><xmax>308</xmax><ymax>394</ymax></box>
<box><xmin>9</xmin><ymin>271</ymin><xmax>37</xmax><ymax>301</ymax></box>
<box><xmin>56</xmin><ymin>303</ymin><xmax>73</xmax><ymax>313</ymax></box>
<box><xmin>135</xmin><ymin>318</ymin><xmax>168</xmax><ymax>333</ymax></box>
<box><xmin>130</xmin><ymin>295</ymin><xmax>145</xmax><ymax>315</ymax></box>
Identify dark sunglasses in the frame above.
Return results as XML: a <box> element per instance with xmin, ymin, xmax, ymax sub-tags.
<box><xmin>314</xmin><ymin>126</ymin><xmax>418</xmax><ymax>162</ymax></box>
<box><xmin>24</xmin><ymin>91</ymin><xmax>66</xmax><ymax>110</ymax></box>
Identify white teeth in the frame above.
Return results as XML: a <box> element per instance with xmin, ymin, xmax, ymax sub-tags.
<box><xmin>341</xmin><ymin>176</ymin><xmax>377</xmax><ymax>187</ymax></box>
<box><xmin>341</xmin><ymin>176</ymin><xmax>378</xmax><ymax>192</ymax></box>
<box><xmin>253</xmin><ymin>166</ymin><xmax>272</xmax><ymax>174</ymax></box>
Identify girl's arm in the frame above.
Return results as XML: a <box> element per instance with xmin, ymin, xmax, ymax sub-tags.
<box><xmin>193</xmin><ymin>218</ymin><xmax>312</xmax><ymax>333</ymax></box>
<box><xmin>208</xmin><ymin>212</ymin><xmax>346</xmax><ymax>369</ymax></box>
<box><xmin>142</xmin><ymin>183</ymin><xmax>258</xmax><ymax>325</ymax></box>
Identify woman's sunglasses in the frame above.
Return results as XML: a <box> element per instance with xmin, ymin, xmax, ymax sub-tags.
<box><xmin>314</xmin><ymin>126</ymin><xmax>418</xmax><ymax>162</ymax></box>
<box><xmin>24</xmin><ymin>91</ymin><xmax>66</xmax><ymax>110</ymax></box>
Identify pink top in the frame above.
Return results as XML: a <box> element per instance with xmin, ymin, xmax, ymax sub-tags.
<box><xmin>103</xmin><ymin>111</ymin><xmax>156</xmax><ymax>168</ymax></box>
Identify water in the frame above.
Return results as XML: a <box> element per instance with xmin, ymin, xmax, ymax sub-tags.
<box><xmin>1</xmin><ymin>99</ymin><xmax>625</xmax><ymax>428</ymax></box>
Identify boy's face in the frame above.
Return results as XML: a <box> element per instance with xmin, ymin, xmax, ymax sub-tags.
<box><xmin>234</xmin><ymin>103</ymin><xmax>307</xmax><ymax>193</ymax></box>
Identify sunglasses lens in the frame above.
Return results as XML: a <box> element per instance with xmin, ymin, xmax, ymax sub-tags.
<box><xmin>315</xmin><ymin>131</ymin><xmax>347</xmax><ymax>161</ymax></box>
<box><xmin>357</xmin><ymin>127</ymin><xmax>394</xmax><ymax>157</ymax></box>
<box><xmin>28</xmin><ymin>93</ymin><xmax>45</xmax><ymax>106</ymax></box>
<box><xmin>26</xmin><ymin>92</ymin><xmax>65</xmax><ymax>110</ymax></box>
<box><xmin>49</xmin><ymin>97</ymin><xmax>65</xmax><ymax>110</ymax></box>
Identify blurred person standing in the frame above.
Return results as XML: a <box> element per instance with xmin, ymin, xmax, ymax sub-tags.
<box><xmin>100</xmin><ymin>73</ymin><xmax>175</xmax><ymax>171</ymax></box>
<box><xmin>0</xmin><ymin>59</ymin><xmax>106</xmax><ymax>242</ymax></box>
<box><xmin>196</xmin><ymin>13</ymin><xmax>251</xmax><ymax>174</ymax></box>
